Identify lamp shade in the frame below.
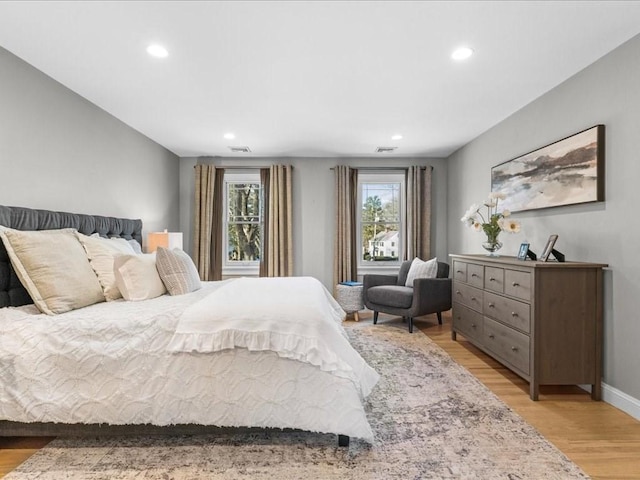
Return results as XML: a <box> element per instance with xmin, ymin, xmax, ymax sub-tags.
<box><xmin>147</xmin><ymin>231</ymin><xmax>183</xmax><ymax>253</ymax></box>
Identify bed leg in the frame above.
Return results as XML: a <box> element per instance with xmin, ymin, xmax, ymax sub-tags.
<box><xmin>338</xmin><ymin>434</ymin><xmax>350</xmax><ymax>447</ymax></box>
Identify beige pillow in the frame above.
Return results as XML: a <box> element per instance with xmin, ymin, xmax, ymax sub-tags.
<box><xmin>155</xmin><ymin>247</ymin><xmax>202</xmax><ymax>295</ymax></box>
<box><xmin>405</xmin><ymin>257</ymin><xmax>438</xmax><ymax>287</ymax></box>
<box><xmin>0</xmin><ymin>227</ymin><xmax>105</xmax><ymax>315</ymax></box>
<box><xmin>76</xmin><ymin>233</ymin><xmax>135</xmax><ymax>301</ymax></box>
<box><xmin>113</xmin><ymin>253</ymin><xmax>166</xmax><ymax>301</ymax></box>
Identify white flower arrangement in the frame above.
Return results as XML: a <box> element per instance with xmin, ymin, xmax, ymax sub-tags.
<box><xmin>461</xmin><ymin>192</ymin><xmax>521</xmax><ymax>244</ymax></box>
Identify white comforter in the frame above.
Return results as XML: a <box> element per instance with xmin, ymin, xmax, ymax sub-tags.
<box><xmin>168</xmin><ymin>277</ymin><xmax>379</xmax><ymax>399</ymax></box>
<box><xmin>0</xmin><ymin>280</ymin><xmax>379</xmax><ymax>442</ymax></box>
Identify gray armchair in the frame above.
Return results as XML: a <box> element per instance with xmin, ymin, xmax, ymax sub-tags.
<box><xmin>363</xmin><ymin>260</ymin><xmax>452</xmax><ymax>333</ymax></box>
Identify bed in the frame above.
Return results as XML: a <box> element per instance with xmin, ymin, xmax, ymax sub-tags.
<box><xmin>0</xmin><ymin>205</ymin><xmax>379</xmax><ymax>446</ymax></box>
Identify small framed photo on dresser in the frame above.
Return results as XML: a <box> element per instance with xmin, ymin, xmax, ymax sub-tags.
<box><xmin>517</xmin><ymin>242</ymin><xmax>530</xmax><ymax>261</ymax></box>
<box><xmin>541</xmin><ymin>234</ymin><xmax>559</xmax><ymax>262</ymax></box>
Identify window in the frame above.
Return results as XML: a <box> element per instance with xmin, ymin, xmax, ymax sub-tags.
<box><xmin>223</xmin><ymin>171</ymin><xmax>263</xmax><ymax>275</ymax></box>
<box><xmin>357</xmin><ymin>172</ymin><xmax>405</xmax><ymax>270</ymax></box>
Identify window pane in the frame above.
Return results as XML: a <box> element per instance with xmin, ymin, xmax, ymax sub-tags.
<box><xmin>226</xmin><ymin>181</ymin><xmax>262</xmax><ymax>262</ymax></box>
<box><xmin>227</xmin><ymin>223</ymin><xmax>261</xmax><ymax>261</ymax></box>
<box><xmin>228</xmin><ymin>183</ymin><xmax>261</xmax><ymax>222</ymax></box>
<box><xmin>361</xmin><ymin>182</ymin><xmax>401</xmax><ymax>262</ymax></box>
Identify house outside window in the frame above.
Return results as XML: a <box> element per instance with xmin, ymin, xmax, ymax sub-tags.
<box><xmin>357</xmin><ymin>171</ymin><xmax>405</xmax><ymax>273</ymax></box>
<box><xmin>223</xmin><ymin>171</ymin><xmax>262</xmax><ymax>276</ymax></box>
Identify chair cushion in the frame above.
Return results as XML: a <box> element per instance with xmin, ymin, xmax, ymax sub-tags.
<box><xmin>367</xmin><ymin>285</ymin><xmax>414</xmax><ymax>309</ymax></box>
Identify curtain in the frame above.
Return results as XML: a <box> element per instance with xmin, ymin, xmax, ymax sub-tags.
<box><xmin>260</xmin><ymin>164</ymin><xmax>293</xmax><ymax>277</ymax></box>
<box><xmin>406</xmin><ymin>165</ymin><xmax>432</xmax><ymax>261</ymax></box>
<box><xmin>193</xmin><ymin>164</ymin><xmax>224</xmax><ymax>281</ymax></box>
<box><xmin>333</xmin><ymin>165</ymin><xmax>358</xmax><ymax>287</ymax></box>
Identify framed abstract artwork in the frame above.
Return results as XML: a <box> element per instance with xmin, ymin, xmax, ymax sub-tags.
<box><xmin>491</xmin><ymin>125</ymin><xmax>605</xmax><ymax>213</ymax></box>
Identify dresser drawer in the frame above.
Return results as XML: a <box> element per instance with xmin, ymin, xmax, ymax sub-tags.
<box><xmin>484</xmin><ymin>266</ymin><xmax>504</xmax><ymax>293</ymax></box>
<box><xmin>483</xmin><ymin>291</ymin><xmax>531</xmax><ymax>334</ymax></box>
<box><xmin>483</xmin><ymin>317</ymin><xmax>530</xmax><ymax>375</ymax></box>
<box><xmin>453</xmin><ymin>261</ymin><xmax>467</xmax><ymax>283</ymax></box>
<box><xmin>504</xmin><ymin>269</ymin><xmax>531</xmax><ymax>301</ymax></box>
<box><xmin>452</xmin><ymin>302</ymin><xmax>483</xmax><ymax>343</ymax></box>
<box><xmin>467</xmin><ymin>263</ymin><xmax>484</xmax><ymax>289</ymax></box>
<box><xmin>453</xmin><ymin>282</ymin><xmax>483</xmax><ymax>312</ymax></box>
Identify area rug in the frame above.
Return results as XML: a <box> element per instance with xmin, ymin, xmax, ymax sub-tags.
<box><xmin>4</xmin><ymin>323</ymin><xmax>589</xmax><ymax>479</ymax></box>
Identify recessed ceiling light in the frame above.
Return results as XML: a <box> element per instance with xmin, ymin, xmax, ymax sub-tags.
<box><xmin>147</xmin><ymin>44</ymin><xmax>168</xmax><ymax>58</ymax></box>
<box><xmin>451</xmin><ymin>46</ymin><xmax>473</xmax><ymax>61</ymax></box>
<box><xmin>224</xmin><ymin>133</ymin><xmax>236</xmax><ymax>140</ymax></box>
<box><xmin>391</xmin><ymin>134</ymin><xmax>403</xmax><ymax>140</ymax></box>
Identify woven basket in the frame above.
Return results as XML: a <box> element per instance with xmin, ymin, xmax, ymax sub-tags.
<box><xmin>335</xmin><ymin>284</ymin><xmax>364</xmax><ymax>313</ymax></box>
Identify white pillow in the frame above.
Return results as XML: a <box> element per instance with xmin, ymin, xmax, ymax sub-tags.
<box><xmin>127</xmin><ymin>239</ymin><xmax>143</xmax><ymax>254</ymax></box>
<box><xmin>113</xmin><ymin>253</ymin><xmax>166</xmax><ymax>301</ymax></box>
<box><xmin>76</xmin><ymin>233</ymin><xmax>136</xmax><ymax>301</ymax></box>
<box><xmin>155</xmin><ymin>247</ymin><xmax>202</xmax><ymax>295</ymax></box>
<box><xmin>405</xmin><ymin>257</ymin><xmax>438</xmax><ymax>287</ymax></box>
<box><xmin>0</xmin><ymin>227</ymin><xmax>105</xmax><ymax>314</ymax></box>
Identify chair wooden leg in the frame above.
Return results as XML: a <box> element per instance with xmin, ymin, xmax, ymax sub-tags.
<box><xmin>408</xmin><ymin>317</ymin><xmax>413</xmax><ymax>333</ymax></box>
<box><xmin>373</xmin><ymin>311</ymin><xmax>379</xmax><ymax>325</ymax></box>
<box><xmin>437</xmin><ymin>311</ymin><xmax>443</xmax><ymax>325</ymax></box>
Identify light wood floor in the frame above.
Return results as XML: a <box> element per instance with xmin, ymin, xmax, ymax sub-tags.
<box><xmin>1</xmin><ymin>311</ymin><xmax>639</xmax><ymax>478</ymax></box>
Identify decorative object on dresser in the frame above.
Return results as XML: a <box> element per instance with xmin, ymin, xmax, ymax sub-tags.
<box><xmin>517</xmin><ymin>242</ymin><xmax>537</xmax><ymax>261</ymax></box>
<box><xmin>461</xmin><ymin>192</ymin><xmax>521</xmax><ymax>255</ymax></box>
<box><xmin>491</xmin><ymin>124</ymin><xmax>605</xmax><ymax>213</ymax></box>
<box><xmin>450</xmin><ymin>253</ymin><xmax>607</xmax><ymax>401</ymax></box>
<box><xmin>362</xmin><ymin>258</ymin><xmax>451</xmax><ymax>333</ymax></box>
<box><xmin>540</xmin><ymin>233</ymin><xmax>564</xmax><ymax>262</ymax></box>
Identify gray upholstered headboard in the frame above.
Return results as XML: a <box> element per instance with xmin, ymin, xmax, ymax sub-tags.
<box><xmin>0</xmin><ymin>205</ymin><xmax>143</xmax><ymax>308</ymax></box>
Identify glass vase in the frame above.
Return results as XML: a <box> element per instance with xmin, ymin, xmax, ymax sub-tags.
<box><xmin>482</xmin><ymin>238</ymin><xmax>503</xmax><ymax>256</ymax></box>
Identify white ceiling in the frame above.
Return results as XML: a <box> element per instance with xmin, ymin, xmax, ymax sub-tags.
<box><xmin>1</xmin><ymin>1</ymin><xmax>640</xmax><ymax>159</ymax></box>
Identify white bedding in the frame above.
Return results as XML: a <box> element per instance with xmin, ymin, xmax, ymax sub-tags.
<box><xmin>0</xmin><ymin>281</ymin><xmax>378</xmax><ymax>442</ymax></box>
<box><xmin>168</xmin><ymin>277</ymin><xmax>379</xmax><ymax>399</ymax></box>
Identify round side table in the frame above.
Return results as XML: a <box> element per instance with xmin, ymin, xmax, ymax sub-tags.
<box><xmin>335</xmin><ymin>283</ymin><xmax>364</xmax><ymax>322</ymax></box>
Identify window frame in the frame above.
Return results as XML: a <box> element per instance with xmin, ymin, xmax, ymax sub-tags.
<box><xmin>222</xmin><ymin>170</ymin><xmax>263</xmax><ymax>276</ymax></box>
<box><xmin>356</xmin><ymin>171</ymin><xmax>406</xmax><ymax>275</ymax></box>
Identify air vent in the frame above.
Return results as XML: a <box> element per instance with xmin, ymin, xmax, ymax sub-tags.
<box><xmin>375</xmin><ymin>146</ymin><xmax>397</xmax><ymax>153</ymax></box>
<box><xmin>228</xmin><ymin>146</ymin><xmax>251</xmax><ymax>153</ymax></box>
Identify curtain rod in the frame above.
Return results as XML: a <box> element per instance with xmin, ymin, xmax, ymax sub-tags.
<box><xmin>194</xmin><ymin>165</ymin><xmax>294</xmax><ymax>170</ymax></box>
<box><xmin>329</xmin><ymin>166</ymin><xmax>432</xmax><ymax>171</ymax></box>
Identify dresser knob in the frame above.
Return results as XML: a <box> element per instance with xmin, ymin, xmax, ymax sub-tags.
<box><xmin>512</xmin><ymin>282</ymin><xmax>520</xmax><ymax>287</ymax></box>
<box><xmin>488</xmin><ymin>334</ymin><xmax>495</xmax><ymax>339</ymax></box>
<box><xmin>511</xmin><ymin>346</ymin><xmax>518</xmax><ymax>352</ymax></box>
<box><xmin>471</xmin><ymin>323</ymin><xmax>476</xmax><ymax>328</ymax></box>
<box><xmin>456</xmin><ymin>270</ymin><xmax>463</xmax><ymax>273</ymax></box>
<box><xmin>471</xmin><ymin>273</ymin><xmax>478</xmax><ymax>277</ymax></box>
<box><xmin>511</xmin><ymin>312</ymin><xmax>518</xmax><ymax>317</ymax></box>
<box><xmin>489</xmin><ymin>277</ymin><xmax>496</xmax><ymax>282</ymax></box>
<box><xmin>456</xmin><ymin>290</ymin><xmax>461</xmax><ymax>295</ymax></box>
<box><xmin>471</xmin><ymin>296</ymin><xmax>476</xmax><ymax>301</ymax></box>
<box><xmin>488</xmin><ymin>302</ymin><xmax>495</xmax><ymax>308</ymax></box>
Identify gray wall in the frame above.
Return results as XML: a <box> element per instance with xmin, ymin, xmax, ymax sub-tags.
<box><xmin>179</xmin><ymin>156</ymin><xmax>448</xmax><ymax>289</ymax></box>
<box><xmin>447</xmin><ymin>34</ymin><xmax>640</xmax><ymax>404</ymax></box>
<box><xmin>0</xmin><ymin>47</ymin><xmax>180</xmax><ymax>245</ymax></box>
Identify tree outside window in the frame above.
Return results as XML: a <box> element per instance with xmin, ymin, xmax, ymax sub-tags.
<box><xmin>360</xmin><ymin>180</ymin><xmax>402</xmax><ymax>263</ymax></box>
<box><xmin>225</xmin><ymin>175</ymin><xmax>263</xmax><ymax>268</ymax></box>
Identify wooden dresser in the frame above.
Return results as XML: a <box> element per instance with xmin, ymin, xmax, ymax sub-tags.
<box><xmin>449</xmin><ymin>254</ymin><xmax>607</xmax><ymax>401</ymax></box>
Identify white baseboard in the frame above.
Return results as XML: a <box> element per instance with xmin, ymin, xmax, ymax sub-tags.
<box><xmin>580</xmin><ymin>382</ymin><xmax>640</xmax><ymax>421</ymax></box>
